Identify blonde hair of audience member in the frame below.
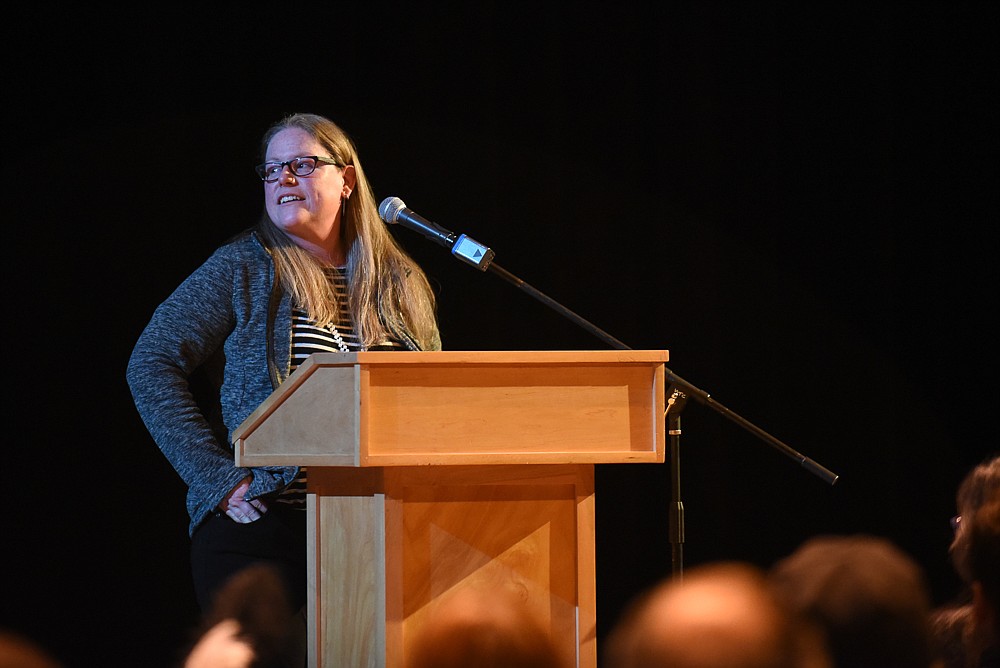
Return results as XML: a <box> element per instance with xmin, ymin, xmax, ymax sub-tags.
<box><xmin>405</xmin><ymin>587</ymin><xmax>566</xmax><ymax>668</ymax></box>
<box><xmin>602</xmin><ymin>561</ymin><xmax>826</xmax><ymax>668</ymax></box>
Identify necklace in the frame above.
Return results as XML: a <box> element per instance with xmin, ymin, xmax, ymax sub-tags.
<box><xmin>324</xmin><ymin>266</ymin><xmax>351</xmax><ymax>353</ymax></box>
<box><xmin>328</xmin><ymin>320</ymin><xmax>350</xmax><ymax>353</ymax></box>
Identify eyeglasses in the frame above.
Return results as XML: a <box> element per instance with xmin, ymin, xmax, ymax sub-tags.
<box><xmin>254</xmin><ymin>156</ymin><xmax>342</xmax><ymax>182</ymax></box>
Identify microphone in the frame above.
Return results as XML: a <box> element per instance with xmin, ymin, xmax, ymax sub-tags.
<box><xmin>378</xmin><ymin>196</ymin><xmax>495</xmax><ymax>271</ymax></box>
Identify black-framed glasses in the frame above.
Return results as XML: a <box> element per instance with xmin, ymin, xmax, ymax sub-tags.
<box><xmin>254</xmin><ymin>156</ymin><xmax>342</xmax><ymax>182</ymax></box>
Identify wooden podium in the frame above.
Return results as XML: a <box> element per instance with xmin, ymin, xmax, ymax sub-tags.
<box><xmin>232</xmin><ymin>350</ymin><xmax>667</xmax><ymax>668</ymax></box>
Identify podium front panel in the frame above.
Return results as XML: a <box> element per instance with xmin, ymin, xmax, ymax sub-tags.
<box><xmin>309</xmin><ymin>464</ymin><xmax>596</xmax><ymax>668</ymax></box>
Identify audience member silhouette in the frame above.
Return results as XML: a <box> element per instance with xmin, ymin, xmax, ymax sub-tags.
<box><xmin>182</xmin><ymin>563</ymin><xmax>304</xmax><ymax>668</ymax></box>
<box><xmin>938</xmin><ymin>494</ymin><xmax>1000</xmax><ymax>668</ymax></box>
<box><xmin>768</xmin><ymin>534</ymin><xmax>935</xmax><ymax>668</ymax></box>
<box><xmin>602</xmin><ymin>561</ymin><xmax>825</xmax><ymax>668</ymax></box>
<box><xmin>0</xmin><ymin>631</ymin><xmax>62</xmax><ymax>668</ymax></box>
<box><xmin>931</xmin><ymin>454</ymin><xmax>1000</xmax><ymax>668</ymax></box>
<box><xmin>184</xmin><ymin>620</ymin><xmax>255</xmax><ymax>668</ymax></box>
<box><xmin>405</xmin><ymin>586</ymin><xmax>567</xmax><ymax>668</ymax></box>
<box><xmin>966</xmin><ymin>497</ymin><xmax>1000</xmax><ymax>644</ymax></box>
<box><xmin>950</xmin><ymin>457</ymin><xmax>1000</xmax><ymax>587</ymax></box>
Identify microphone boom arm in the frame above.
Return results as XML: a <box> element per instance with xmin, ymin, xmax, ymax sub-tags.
<box><xmin>487</xmin><ymin>261</ymin><xmax>838</xmax><ymax>485</ymax></box>
<box><xmin>486</xmin><ymin>262</ymin><xmax>630</xmax><ymax>350</ymax></box>
<box><xmin>377</xmin><ymin>195</ymin><xmax>839</xmax><ymax>485</ymax></box>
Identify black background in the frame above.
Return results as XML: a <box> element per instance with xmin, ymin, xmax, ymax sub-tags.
<box><xmin>4</xmin><ymin>4</ymin><xmax>998</xmax><ymax>666</ymax></box>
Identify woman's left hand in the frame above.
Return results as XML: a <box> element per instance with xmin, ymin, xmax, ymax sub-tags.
<box><xmin>221</xmin><ymin>476</ymin><xmax>268</xmax><ymax>523</ymax></box>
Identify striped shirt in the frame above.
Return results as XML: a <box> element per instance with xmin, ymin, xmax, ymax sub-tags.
<box><xmin>289</xmin><ymin>270</ymin><xmax>362</xmax><ymax>364</ymax></box>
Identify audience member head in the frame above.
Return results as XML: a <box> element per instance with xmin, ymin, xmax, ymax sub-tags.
<box><xmin>184</xmin><ymin>620</ymin><xmax>255</xmax><ymax>668</ymax></box>
<box><xmin>930</xmin><ymin>455</ymin><xmax>1000</xmax><ymax>668</ymax></box>
<box><xmin>602</xmin><ymin>561</ymin><xmax>820</xmax><ymax>668</ymax></box>
<box><xmin>0</xmin><ymin>631</ymin><xmax>62</xmax><ymax>668</ymax></box>
<box><xmin>405</xmin><ymin>586</ymin><xmax>566</xmax><ymax>668</ymax></box>
<box><xmin>185</xmin><ymin>563</ymin><xmax>300</xmax><ymax>668</ymax></box>
<box><xmin>768</xmin><ymin>534</ymin><xmax>933</xmax><ymax>668</ymax></box>
<box><xmin>950</xmin><ymin>454</ymin><xmax>1000</xmax><ymax>584</ymax></box>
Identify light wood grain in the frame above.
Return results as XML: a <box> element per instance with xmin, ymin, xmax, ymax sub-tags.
<box><xmin>235</xmin><ymin>350</ymin><xmax>667</xmax><ymax>467</ymax></box>
<box><xmin>309</xmin><ymin>465</ymin><xmax>596</xmax><ymax>668</ymax></box>
<box><xmin>236</xmin><ymin>351</ymin><xmax>669</xmax><ymax>667</ymax></box>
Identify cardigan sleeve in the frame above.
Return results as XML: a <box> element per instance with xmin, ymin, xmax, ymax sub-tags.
<box><xmin>126</xmin><ymin>244</ymin><xmax>253</xmax><ymax>513</ymax></box>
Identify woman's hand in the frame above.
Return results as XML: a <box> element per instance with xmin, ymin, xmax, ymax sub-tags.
<box><xmin>220</xmin><ymin>476</ymin><xmax>268</xmax><ymax>523</ymax></box>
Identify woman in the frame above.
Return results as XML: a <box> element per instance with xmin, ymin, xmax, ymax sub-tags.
<box><xmin>126</xmin><ymin>112</ymin><xmax>440</xmax><ymax>615</ymax></box>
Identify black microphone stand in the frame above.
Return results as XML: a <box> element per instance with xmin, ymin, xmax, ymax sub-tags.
<box><xmin>484</xmin><ymin>261</ymin><xmax>839</xmax><ymax>578</ymax></box>
<box><xmin>384</xmin><ymin>207</ymin><xmax>839</xmax><ymax>578</ymax></box>
<box><xmin>665</xmin><ymin>386</ymin><xmax>688</xmax><ymax>579</ymax></box>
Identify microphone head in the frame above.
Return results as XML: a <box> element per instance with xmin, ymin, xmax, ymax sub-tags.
<box><xmin>378</xmin><ymin>196</ymin><xmax>406</xmax><ymax>225</ymax></box>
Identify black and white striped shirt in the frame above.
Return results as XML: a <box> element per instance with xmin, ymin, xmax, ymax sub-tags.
<box><xmin>289</xmin><ymin>270</ymin><xmax>361</xmax><ymax>364</ymax></box>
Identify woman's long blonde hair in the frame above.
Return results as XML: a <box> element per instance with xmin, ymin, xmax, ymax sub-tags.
<box><xmin>255</xmin><ymin>113</ymin><xmax>440</xmax><ymax>351</ymax></box>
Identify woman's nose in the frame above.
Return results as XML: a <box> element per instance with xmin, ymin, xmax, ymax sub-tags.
<box><xmin>277</xmin><ymin>164</ymin><xmax>298</xmax><ymax>184</ymax></box>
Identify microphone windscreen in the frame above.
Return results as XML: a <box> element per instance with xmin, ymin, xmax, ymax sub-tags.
<box><xmin>378</xmin><ymin>196</ymin><xmax>406</xmax><ymax>224</ymax></box>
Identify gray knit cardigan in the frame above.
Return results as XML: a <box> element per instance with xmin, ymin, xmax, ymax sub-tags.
<box><xmin>126</xmin><ymin>230</ymin><xmax>436</xmax><ymax>535</ymax></box>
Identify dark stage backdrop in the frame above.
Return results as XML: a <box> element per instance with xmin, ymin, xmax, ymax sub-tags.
<box><xmin>5</xmin><ymin>4</ymin><xmax>997</xmax><ymax>667</ymax></box>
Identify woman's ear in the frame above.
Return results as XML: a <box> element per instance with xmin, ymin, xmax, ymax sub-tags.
<box><xmin>342</xmin><ymin>164</ymin><xmax>357</xmax><ymax>198</ymax></box>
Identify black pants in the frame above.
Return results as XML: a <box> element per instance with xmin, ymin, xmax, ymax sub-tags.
<box><xmin>190</xmin><ymin>504</ymin><xmax>307</xmax><ymax>613</ymax></box>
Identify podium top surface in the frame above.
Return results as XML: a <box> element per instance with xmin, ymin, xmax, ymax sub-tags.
<box><xmin>233</xmin><ymin>349</ymin><xmax>668</xmax><ymax>467</ymax></box>
<box><xmin>295</xmin><ymin>349</ymin><xmax>668</xmax><ymax>367</ymax></box>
